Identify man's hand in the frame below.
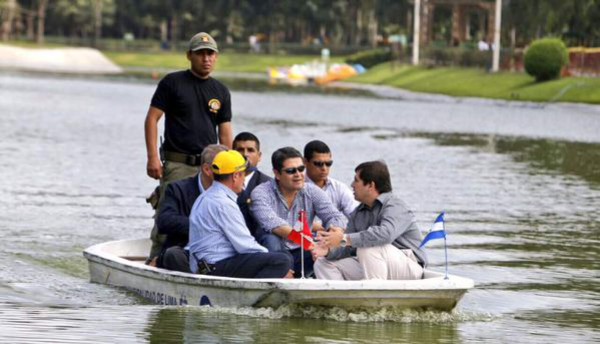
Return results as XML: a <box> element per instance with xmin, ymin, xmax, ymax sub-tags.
<box><xmin>311</xmin><ymin>243</ymin><xmax>329</xmax><ymax>261</ymax></box>
<box><xmin>319</xmin><ymin>227</ymin><xmax>344</xmax><ymax>248</ymax></box>
<box><xmin>147</xmin><ymin>156</ymin><xmax>163</xmax><ymax>179</ymax></box>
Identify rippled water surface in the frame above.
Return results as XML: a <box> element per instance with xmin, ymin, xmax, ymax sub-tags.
<box><xmin>0</xmin><ymin>73</ymin><xmax>599</xmax><ymax>343</ymax></box>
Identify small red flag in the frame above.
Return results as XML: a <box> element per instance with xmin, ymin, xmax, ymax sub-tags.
<box><xmin>287</xmin><ymin>210</ymin><xmax>314</xmax><ymax>250</ymax></box>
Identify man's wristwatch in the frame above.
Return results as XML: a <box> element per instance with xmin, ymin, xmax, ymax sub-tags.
<box><xmin>340</xmin><ymin>234</ymin><xmax>348</xmax><ymax>247</ymax></box>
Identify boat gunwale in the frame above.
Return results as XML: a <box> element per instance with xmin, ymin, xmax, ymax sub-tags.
<box><xmin>84</xmin><ymin>238</ymin><xmax>475</xmax><ymax>293</ymax></box>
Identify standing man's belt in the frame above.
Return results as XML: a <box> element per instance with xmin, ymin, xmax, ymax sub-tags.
<box><xmin>164</xmin><ymin>151</ymin><xmax>203</xmax><ymax>166</ymax></box>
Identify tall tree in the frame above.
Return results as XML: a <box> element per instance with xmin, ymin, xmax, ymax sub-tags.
<box><xmin>36</xmin><ymin>0</ymin><xmax>47</xmax><ymax>44</ymax></box>
<box><xmin>1</xmin><ymin>0</ymin><xmax>18</xmax><ymax>41</ymax></box>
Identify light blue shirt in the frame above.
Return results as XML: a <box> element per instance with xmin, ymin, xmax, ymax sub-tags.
<box><xmin>187</xmin><ymin>181</ymin><xmax>267</xmax><ymax>273</ymax></box>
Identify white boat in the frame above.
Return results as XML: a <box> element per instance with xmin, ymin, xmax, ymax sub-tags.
<box><xmin>83</xmin><ymin>238</ymin><xmax>474</xmax><ymax>311</ymax></box>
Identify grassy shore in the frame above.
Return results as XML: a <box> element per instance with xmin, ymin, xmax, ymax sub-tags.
<box><xmin>6</xmin><ymin>41</ymin><xmax>595</xmax><ymax>104</ymax></box>
<box><xmin>104</xmin><ymin>51</ymin><xmax>344</xmax><ymax>74</ymax></box>
<box><xmin>349</xmin><ymin>62</ymin><xmax>600</xmax><ymax>104</ymax></box>
<box><xmin>105</xmin><ymin>50</ymin><xmax>600</xmax><ymax>104</ymax></box>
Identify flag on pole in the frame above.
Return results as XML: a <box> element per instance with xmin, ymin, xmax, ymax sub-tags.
<box><xmin>287</xmin><ymin>210</ymin><xmax>314</xmax><ymax>250</ymax></box>
<box><xmin>420</xmin><ymin>212</ymin><xmax>446</xmax><ymax>248</ymax></box>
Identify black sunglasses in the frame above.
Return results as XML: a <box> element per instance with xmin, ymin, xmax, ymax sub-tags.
<box><xmin>312</xmin><ymin>160</ymin><xmax>333</xmax><ymax>168</ymax></box>
<box><xmin>282</xmin><ymin>165</ymin><xmax>306</xmax><ymax>175</ymax></box>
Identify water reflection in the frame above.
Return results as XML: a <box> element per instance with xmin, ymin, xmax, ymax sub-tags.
<box><xmin>145</xmin><ymin>307</ymin><xmax>463</xmax><ymax>344</ymax></box>
<box><xmin>420</xmin><ymin>133</ymin><xmax>600</xmax><ymax>186</ymax></box>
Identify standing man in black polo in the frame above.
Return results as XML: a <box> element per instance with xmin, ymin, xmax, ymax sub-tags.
<box><xmin>144</xmin><ymin>32</ymin><xmax>233</xmax><ymax>259</ymax></box>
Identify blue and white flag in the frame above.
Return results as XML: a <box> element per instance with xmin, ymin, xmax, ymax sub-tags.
<box><xmin>420</xmin><ymin>212</ymin><xmax>446</xmax><ymax>248</ymax></box>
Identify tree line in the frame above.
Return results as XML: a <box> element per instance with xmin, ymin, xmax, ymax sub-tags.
<box><xmin>1</xmin><ymin>0</ymin><xmax>599</xmax><ymax>51</ymax></box>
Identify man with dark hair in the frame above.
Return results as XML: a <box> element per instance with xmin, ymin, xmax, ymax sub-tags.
<box><xmin>155</xmin><ymin>144</ymin><xmax>227</xmax><ymax>272</ymax></box>
<box><xmin>144</xmin><ymin>32</ymin><xmax>233</xmax><ymax>259</ymax></box>
<box><xmin>314</xmin><ymin>160</ymin><xmax>427</xmax><ymax>280</ymax></box>
<box><xmin>303</xmin><ymin>140</ymin><xmax>358</xmax><ymax>231</ymax></box>
<box><xmin>232</xmin><ymin>132</ymin><xmax>272</xmax><ymax>237</ymax></box>
<box><xmin>187</xmin><ymin>150</ymin><xmax>292</xmax><ymax>278</ymax></box>
<box><xmin>250</xmin><ymin>146</ymin><xmax>347</xmax><ymax>277</ymax></box>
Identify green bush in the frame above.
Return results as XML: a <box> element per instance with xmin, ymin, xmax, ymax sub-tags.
<box><xmin>345</xmin><ymin>48</ymin><xmax>392</xmax><ymax>68</ymax></box>
<box><xmin>524</xmin><ymin>38</ymin><xmax>568</xmax><ymax>82</ymax></box>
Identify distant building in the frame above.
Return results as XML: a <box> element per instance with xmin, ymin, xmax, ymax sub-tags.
<box><xmin>409</xmin><ymin>0</ymin><xmax>498</xmax><ymax>47</ymax></box>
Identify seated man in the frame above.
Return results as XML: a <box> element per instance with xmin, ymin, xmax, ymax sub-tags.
<box><xmin>314</xmin><ymin>160</ymin><xmax>427</xmax><ymax>280</ymax></box>
<box><xmin>187</xmin><ymin>150</ymin><xmax>292</xmax><ymax>278</ymax></box>
<box><xmin>232</xmin><ymin>132</ymin><xmax>272</xmax><ymax>237</ymax></box>
<box><xmin>155</xmin><ymin>144</ymin><xmax>227</xmax><ymax>272</ymax></box>
<box><xmin>250</xmin><ymin>147</ymin><xmax>347</xmax><ymax>277</ymax></box>
<box><xmin>303</xmin><ymin>140</ymin><xmax>358</xmax><ymax>231</ymax></box>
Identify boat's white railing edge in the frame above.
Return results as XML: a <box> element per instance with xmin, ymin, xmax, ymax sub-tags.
<box><xmin>84</xmin><ymin>238</ymin><xmax>475</xmax><ymax>291</ymax></box>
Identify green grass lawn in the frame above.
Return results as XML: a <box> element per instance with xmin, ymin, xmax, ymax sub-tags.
<box><xmin>7</xmin><ymin>41</ymin><xmax>598</xmax><ymax>104</ymax></box>
<box><xmin>104</xmin><ymin>51</ymin><xmax>344</xmax><ymax>74</ymax></box>
<box><xmin>350</xmin><ymin>62</ymin><xmax>600</xmax><ymax>104</ymax></box>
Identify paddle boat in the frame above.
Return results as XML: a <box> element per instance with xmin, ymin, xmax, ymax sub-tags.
<box><xmin>83</xmin><ymin>238</ymin><xmax>474</xmax><ymax>311</ymax></box>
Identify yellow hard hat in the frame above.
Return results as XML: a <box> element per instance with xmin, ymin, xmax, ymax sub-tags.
<box><xmin>211</xmin><ymin>150</ymin><xmax>248</xmax><ymax>175</ymax></box>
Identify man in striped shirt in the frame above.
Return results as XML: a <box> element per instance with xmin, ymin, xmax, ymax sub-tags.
<box><xmin>250</xmin><ymin>147</ymin><xmax>347</xmax><ymax>277</ymax></box>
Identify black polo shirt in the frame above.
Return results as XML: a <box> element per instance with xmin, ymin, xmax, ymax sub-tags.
<box><xmin>151</xmin><ymin>70</ymin><xmax>232</xmax><ymax>155</ymax></box>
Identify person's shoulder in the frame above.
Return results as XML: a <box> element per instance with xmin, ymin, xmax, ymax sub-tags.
<box><xmin>167</xmin><ymin>175</ymin><xmax>196</xmax><ymax>190</ymax></box>
<box><xmin>378</xmin><ymin>191</ymin><xmax>396</xmax><ymax>202</ymax></box>
<box><xmin>251</xmin><ymin>179</ymin><xmax>275</xmax><ymax>196</ymax></box>
<box><xmin>158</xmin><ymin>70</ymin><xmax>190</xmax><ymax>89</ymax></box>
<box><xmin>304</xmin><ymin>182</ymin><xmax>327</xmax><ymax>198</ymax></box>
<box><xmin>381</xmin><ymin>192</ymin><xmax>410</xmax><ymax>209</ymax></box>
<box><xmin>329</xmin><ymin>177</ymin><xmax>351</xmax><ymax>190</ymax></box>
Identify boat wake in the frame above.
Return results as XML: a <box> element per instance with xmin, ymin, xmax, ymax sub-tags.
<box><xmin>190</xmin><ymin>304</ymin><xmax>495</xmax><ymax>323</ymax></box>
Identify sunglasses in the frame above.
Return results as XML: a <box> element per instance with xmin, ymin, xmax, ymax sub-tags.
<box><xmin>282</xmin><ymin>165</ymin><xmax>306</xmax><ymax>175</ymax></box>
<box><xmin>312</xmin><ymin>160</ymin><xmax>333</xmax><ymax>168</ymax></box>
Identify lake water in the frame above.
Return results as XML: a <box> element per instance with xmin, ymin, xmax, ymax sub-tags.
<box><xmin>0</xmin><ymin>73</ymin><xmax>598</xmax><ymax>343</ymax></box>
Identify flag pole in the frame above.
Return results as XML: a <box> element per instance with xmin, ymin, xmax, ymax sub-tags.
<box><xmin>300</xmin><ymin>210</ymin><xmax>305</xmax><ymax>279</ymax></box>
<box><xmin>444</xmin><ymin>236</ymin><xmax>449</xmax><ymax>280</ymax></box>
<box><xmin>443</xmin><ymin>216</ymin><xmax>448</xmax><ymax>279</ymax></box>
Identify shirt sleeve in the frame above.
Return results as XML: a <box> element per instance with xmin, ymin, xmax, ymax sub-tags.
<box><xmin>309</xmin><ymin>185</ymin><xmax>347</xmax><ymax>229</ymax></box>
<box><xmin>156</xmin><ymin>183</ymin><xmax>189</xmax><ymax>236</ymax></box>
<box><xmin>150</xmin><ymin>76</ymin><xmax>172</xmax><ymax>112</ymax></box>
<box><xmin>326</xmin><ymin>246</ymin><xmax>356</xmax><ymax>261</ymax></box>
<box><xmin>250</xmin><ymin>184</ymin><xmax>289</xmax><ymax>232</ymax></box>
<box><xmin>216</xmin><ymin>87</ymin><xmax>232</xmax><ymax>124</ymax></box>
<box><xmin>348</xmin><ymin>199</ymin><xmax>416</xmax><ymax>248</ymax></box>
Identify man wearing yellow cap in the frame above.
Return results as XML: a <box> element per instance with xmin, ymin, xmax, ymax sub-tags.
<box><xmin>144</xmin><ymin>32</ymin><xmax>234</xmax><ymax>260</ymax></box>
<box><xmin>186</xmin><ymin>150</ymin><xmax>292</xmax><ymax>278</ymax></box>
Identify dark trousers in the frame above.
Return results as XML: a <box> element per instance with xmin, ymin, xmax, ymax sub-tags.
<box><xmin>290</xmin><ymin>248</ymin><xmax>314</xmax><ymax>278</ymax></box>
<box><xmin>161</xmin><ymin>246</ymin><xmax>191</xmax><ymax>273</ymax></box>
<box><xmin>257</xmin><ymin>231</ymin><xmax>313</xmax><ymax>278</ymax></box>
<box><xmin>210</xmin><ymin>252</ymin><xmax>292</xmax><ymax>279</ymax></box>
<box><xmin>258</xmin><ymin>231</ymin><xmax>286</xmax><ymax>252</ymax></box>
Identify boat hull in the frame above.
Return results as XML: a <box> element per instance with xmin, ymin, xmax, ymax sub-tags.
<box><xmin>84</xmin><ymin>239</ymin><xmax>473</xmax><ymax>311</ymax></box>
